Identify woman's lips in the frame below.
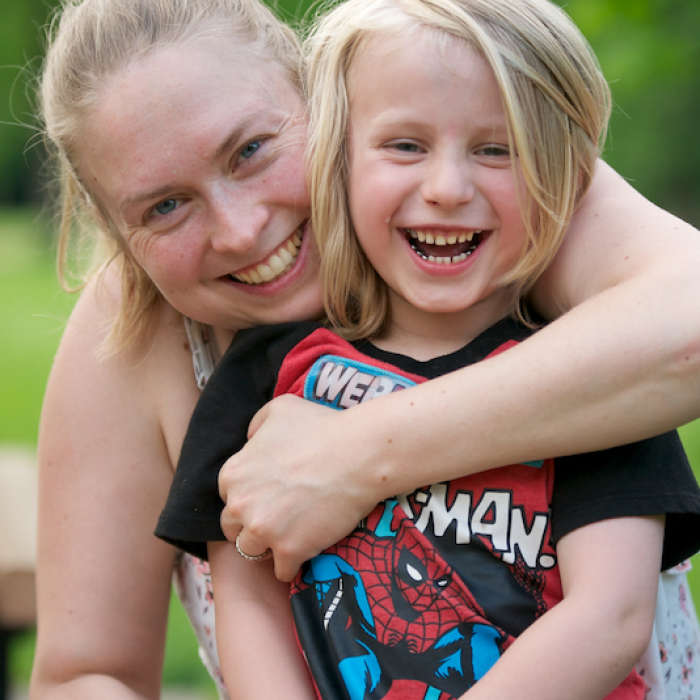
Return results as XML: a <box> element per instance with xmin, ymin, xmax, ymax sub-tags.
<box><xmin>229</xmin><ymin>226</ymin><xmax>304</xmax><ymax>285</ymax></box>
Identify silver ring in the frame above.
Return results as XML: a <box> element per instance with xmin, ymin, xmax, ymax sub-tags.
<box><xmin>235</xmin><ymin>532</ymin><xmax>271</xmax><ymax>562</ymax></box>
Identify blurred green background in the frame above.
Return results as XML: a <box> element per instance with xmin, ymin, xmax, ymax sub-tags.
<box><xmin>1</xmin><ymin>0</ymin><xmax>699</xmax><ymax>696</ymax></box>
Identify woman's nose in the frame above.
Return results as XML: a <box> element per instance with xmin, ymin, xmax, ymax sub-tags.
<box><xmin>209</xmin><ymin>189</ymin><xmax>270</xmax><ymax>254</ymax></box>
<box><xmin>421</xmin><ymin>155</ymin><xmax>476</xmax><ymax>209</ymax></box>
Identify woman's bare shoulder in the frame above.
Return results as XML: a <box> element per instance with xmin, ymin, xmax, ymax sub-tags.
<box><xmin>44</xmin><ymin>266</ymin><xmax>201</xmax><ymax>469</ymax></box>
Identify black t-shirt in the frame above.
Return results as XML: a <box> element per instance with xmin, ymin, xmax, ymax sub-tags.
<box><xmin>157</xmin><ymin>318</ymin><xmax>700</xmax><ymax>572</ymax></box>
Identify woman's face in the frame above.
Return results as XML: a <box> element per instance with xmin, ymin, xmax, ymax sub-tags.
<box><xmin>75</xmin><ymin>39</ymin><xmax>322</xmax><ymax>331</ymax></box>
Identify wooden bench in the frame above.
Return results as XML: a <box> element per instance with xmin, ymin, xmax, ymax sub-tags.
<box><xmin>0</xmin><ymin>447</ymin><xmax>37</xmax><ymax>700</ymax></box>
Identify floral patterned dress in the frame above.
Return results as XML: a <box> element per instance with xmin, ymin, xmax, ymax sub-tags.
<box><xmin>176</xmin><ymin>318</ymin><xmax>700</xmax><ymax>700</ymax></box>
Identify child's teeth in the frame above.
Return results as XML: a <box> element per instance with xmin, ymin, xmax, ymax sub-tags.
<box><xmin>406</xmin><ymin>227</ymin><xmax>482</xmax><ymax>265</ymax></box>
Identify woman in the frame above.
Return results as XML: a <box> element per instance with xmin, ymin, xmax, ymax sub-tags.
<box><xmin>31</xmin><ymin>0</ymin><xmax>700</xmax><ymax>698</ymax></box>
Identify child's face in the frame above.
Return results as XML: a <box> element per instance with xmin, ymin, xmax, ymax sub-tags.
<box><xmin>347</xmin><ymin>32</ymin><xmax>528</xmax><ymax>342</ymax></box>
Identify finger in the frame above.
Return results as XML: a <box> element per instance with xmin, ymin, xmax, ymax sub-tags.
<box><xmin>247</xmin><ymin>401</ymin><xmax>272</xmax><ymax>439</ymax></box>
<box><xmin>218</xmin><ymin>450</ymin><xmax>245</xmax><ymax>501</ymax></box>
<box><xmin>219</xmin><ymin>510</ymin><xmax>242</xmax><ymax>543</ymax></box>
<box><xmin>218</xmin><ymin>457</ymin><xmax>233</xmax><ymax>501</ymax></box>
<box><xmin>272</xmin><ymin>546</ymin><xmax>307</xmax><ymax>583</ymax></box>
<box><xmin>236</xmin><ymin>528</ymin><xmax>271</xmax><ymax>562</ymax></box>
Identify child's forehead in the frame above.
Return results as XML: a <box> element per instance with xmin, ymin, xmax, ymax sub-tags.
<box><xmin>357</xmin><ymin>25</ymin><xmax>468</xmax><ymax>59</ymax></box>
<box><xmin>348</xmin><ymin>27</ymin><xmax>491</xmax><ymax>96</ymax></box>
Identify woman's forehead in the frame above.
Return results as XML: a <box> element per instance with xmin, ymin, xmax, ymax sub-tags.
<box><xmin>73</xmin><ymin>39</ymin><xmax>306</xmax><ymax>215</ymax></box>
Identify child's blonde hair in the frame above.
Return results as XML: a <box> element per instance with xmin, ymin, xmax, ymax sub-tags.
<box><xmin>306</xmin><ymin>0</ymin><xmax>611</xmax><ymax>338</ymax></box>
<box><xmin>40</xmin><ymin>0</ymin><xmax>303</xmax><ymax>351</ymax></box>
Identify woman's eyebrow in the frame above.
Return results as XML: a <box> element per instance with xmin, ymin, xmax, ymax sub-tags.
<box><xmin>119</xmin><ymin>116</ymin><xmax>266</xmax><ymax>215</ymax></box>
<box><xmin>213</xmin><ymin>122</ymin><xmax>250</xmax><ymax>161</ymax></box>
<box><xmin>120</xmin><ymin>183</ymin><xmax>181</xmax><ymax>216</ymax></box>
<box><xmin>213</xmin><ymin>111</ymin><xmax>273</xmax><ymax>161</ymax></box>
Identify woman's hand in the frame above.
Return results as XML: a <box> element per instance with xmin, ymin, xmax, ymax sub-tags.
<box><xmin>219</xmin><ymin>395</ymin><xmax>386</xmax><ymax>582</ymax></box>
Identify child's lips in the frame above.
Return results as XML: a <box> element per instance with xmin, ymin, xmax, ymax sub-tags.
<box><xmin>404</xmin><ymin>227</ymin><xmax>485</xmax><ymax>264</ymax></box>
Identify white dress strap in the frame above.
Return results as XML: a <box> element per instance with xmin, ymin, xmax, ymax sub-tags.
<box><xmin>183</xmin><ymin>317</ymin><xmax>221</xmax><ymax>390</ymax></box>
<box><xmin>174</xmin><ymin>317</ymin><xmax>229</xmax><ymax>699</ymax></box>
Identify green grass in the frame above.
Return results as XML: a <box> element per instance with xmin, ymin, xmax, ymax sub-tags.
<box><xmin>1</xmin><ymin>206</ymin><xmax>699</xmax><ymax>693</ymax></box>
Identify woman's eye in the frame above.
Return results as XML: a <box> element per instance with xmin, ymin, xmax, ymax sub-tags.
<box><xmin>154</xmin><ymin>198</ymin><xmax>179</xmax><ymax>216</ymax></box>
<box><xmin>238</xmin><ymin>139</ymin><xmax>263</xmax><ymax>163</ymax></box>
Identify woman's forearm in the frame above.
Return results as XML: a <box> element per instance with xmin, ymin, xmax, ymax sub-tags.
<box><xmin>223</xmin><ymin>263</ymin><xmax>700</xmax><ymax>582</ymax></box>
<box><xmin>372</xmin><ymin>265</ymin><xmax>700</xmax><ymax>495</ymax></box>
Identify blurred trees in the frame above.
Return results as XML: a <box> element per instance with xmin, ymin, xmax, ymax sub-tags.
<box><xmin>1</xmin><ymin>0</ymin><xmax>698</xmax><ymax>224</ymax></box>
<box><xmin>0</xmin><ymin>0</ymin><xmax>50</xmax><ymax>204</ymax></box>
<box><xmin>564</xmin><ymin>0</ymin><xmax>700</xmax><ymax>226</ymax></box>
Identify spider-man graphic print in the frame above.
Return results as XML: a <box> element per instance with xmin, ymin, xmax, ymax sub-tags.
<box><xmin>273</xmin><ymin>326</ymin><xmax>563</xmax><ymax>700</ymax></box>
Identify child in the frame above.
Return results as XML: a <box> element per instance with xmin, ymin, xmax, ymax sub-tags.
<box><xmin>157</xmin><ymin>0</ymin><xmax>700</xmax><ymax>698</ymax></box>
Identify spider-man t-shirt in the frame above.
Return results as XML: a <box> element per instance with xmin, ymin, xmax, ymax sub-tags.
<box><xmin>156</xmin><ymin>318</ymin><xmax>700</xmax><ymax>700</ymax></box>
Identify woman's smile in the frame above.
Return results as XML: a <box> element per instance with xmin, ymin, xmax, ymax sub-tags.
<box><xmin>229</xmin><ymin>223</ymin><xmax>306</xmax><ymax>285</ymax></box>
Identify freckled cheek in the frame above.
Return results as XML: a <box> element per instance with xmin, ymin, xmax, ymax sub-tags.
<box><xmin>135</xmin><ymin>238</ymin><xmax>203</xmax><ymax>290</ymax></box>
<box><xmin>273</xmin><ymin>147</ymin><xmax>311</xmax><ymax>205</ymax></box>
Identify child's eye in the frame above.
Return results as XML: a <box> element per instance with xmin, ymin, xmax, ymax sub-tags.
<box><xmin>478</xmin><ymin>145</ymin><xmax>510</xmax><ymax>157</ymax></box>
<box><xmin>388</xmin><ymin>141</ymin><xmax>422</xmax><ymax>154</ymax></box>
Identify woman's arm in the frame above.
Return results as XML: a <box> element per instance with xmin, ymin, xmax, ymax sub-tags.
<box><xmin>459</xmin><ymin>515</ymin><xmax>664</xmax><ymax>700</ymax></box>
<box><xmin>224</xmin><ymin>161</ymin><xmax>700</xmax><ymax>582</ymax></box>
<box><xmin>208</xmin><ymin>542</ymin><xmax>315</xmax><ymax>699</ymax></box>
<box><xmin>30</xmin><ymin>278</ymin><xmax>197</xmax><ymax>699</ymax></box>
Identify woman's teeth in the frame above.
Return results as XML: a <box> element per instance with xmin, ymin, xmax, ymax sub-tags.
<box><xmin>230</xmin><ymin>232</ymin><xmax>302</xmax><ymax>285</ymax></box>
<box><xmin>407</xmin><ymin>228</ymin><xmax>482</xmax><ymax>264</ymax></box>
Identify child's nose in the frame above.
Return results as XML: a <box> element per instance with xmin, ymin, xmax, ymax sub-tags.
<box><xmin>421</xmin><ymin>157</ymin><xmax>476</xmax><ymax>209</ymax></box>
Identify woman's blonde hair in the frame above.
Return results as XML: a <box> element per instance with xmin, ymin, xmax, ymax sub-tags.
<box><xmin>40</xmin><ymin>0</ymin><xmax>303</xmax><ymax>352</ymax></box>
<box><xmin>305</xmin><ymin>0</ymin><xmax>611</xmax><ymax>339</ymax></box>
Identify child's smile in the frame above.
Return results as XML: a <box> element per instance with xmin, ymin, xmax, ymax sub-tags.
<box><xmin>347</xmin><ymin>30</ymin><xmax>528</xmax><ymax>352</ymax></box>
<box><xmin>405</xmin><ymin>228</ymin><xmax>484</xmax><ymax>265</ymax></box>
